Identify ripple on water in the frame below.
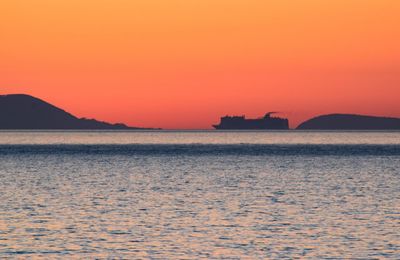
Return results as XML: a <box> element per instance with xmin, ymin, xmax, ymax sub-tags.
<box><xmin>0</xmin><ymin>132</ymin><xmax>400</xmax><ymax>258</ymax></box>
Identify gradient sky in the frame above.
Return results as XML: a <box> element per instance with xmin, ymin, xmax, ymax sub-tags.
<box><xmin>1</xmin><ymin>0</ymin><xmax>399</xmax><ymax>129</ymax></box>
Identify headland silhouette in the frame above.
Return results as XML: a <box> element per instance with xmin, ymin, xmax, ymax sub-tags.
<box><xmin>0</xmin><ymin>94</ymin><xmax>154</xmax><ymax>130</ymax></box>
<box><xmin>297</xmin><ymin>114</ymin><xmax>400</xmax><ymax>130</ymax></box>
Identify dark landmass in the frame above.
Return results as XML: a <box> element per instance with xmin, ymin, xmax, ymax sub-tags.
<box><xmin>0</xmin><ymin>94</ymin><xmax>154</xmax><ymax>129</ymax></box>
<box><xmin>297</xmin><ymin>114</ymin><xmax>400</xmax><ymax>130</ymax></box>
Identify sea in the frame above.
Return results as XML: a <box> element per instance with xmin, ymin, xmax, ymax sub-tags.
<box><xmin>0</xmin><ymin>131</ymin><xmax>399</xmax><ymax>259</ymax></box>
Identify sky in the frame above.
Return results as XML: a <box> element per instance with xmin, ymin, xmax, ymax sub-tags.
<box><xmin>1</xmin><ymin>0</ymin><xmax>399</xmax><ymax>129</ymax></box>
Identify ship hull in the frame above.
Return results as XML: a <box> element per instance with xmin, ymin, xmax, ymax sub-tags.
<box><xmin>213</xmin><ymin>125</ymin><xmax>288</xmax><ymax>130</ymax></box>
<box><xmin>213</xmin><ymin>114</ymin><xmax>289</xmax><ymax>130</ymax></box>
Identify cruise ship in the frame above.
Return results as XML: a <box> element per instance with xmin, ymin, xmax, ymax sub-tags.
<box><xmin>213</xmin><ymin>112</ymin><xmax>289</xmax><ymax>130</ymax></box>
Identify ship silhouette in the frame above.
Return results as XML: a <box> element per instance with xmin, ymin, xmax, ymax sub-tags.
<box><xmin>213</xmin><ymin>112</ymin><xmax>289</xmax><ymax>130</ymax></box>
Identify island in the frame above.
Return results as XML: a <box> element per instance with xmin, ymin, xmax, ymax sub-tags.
<box><xmin>0</xmin><ymin>94</ymin><xmax>155</xmax><ymax>130</ymax></box>
<box><xmin>297</xmin><ymin>114</ymin><xmax>400</xmax><ymax>130</ymax></box>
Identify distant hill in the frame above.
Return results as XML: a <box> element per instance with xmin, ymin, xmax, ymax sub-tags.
<box><xmin>0</xmin><ymin>94</ymin><xmax>149</xmax><ymax>129</ymax></box>
<box><xmin>297</xmin><ymin>114</ymin><xmax>400</xmax><ymax>130</ymax></box>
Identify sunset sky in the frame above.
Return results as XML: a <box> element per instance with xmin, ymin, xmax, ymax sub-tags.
<box><xmin>1</xmin><ymin>0</ymin><xmax>399</xmax><ymax>129</ymax></box>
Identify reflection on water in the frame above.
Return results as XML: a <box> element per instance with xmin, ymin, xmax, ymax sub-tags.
<box><xmin>0</xmin><ymin>130</ymin><xmax>400</xmax><ymax>145</ymax></box>
<box><xmin>0</xmin><ymin>131</ymin><xmax>399</xmax><ymax>258</ymax></box>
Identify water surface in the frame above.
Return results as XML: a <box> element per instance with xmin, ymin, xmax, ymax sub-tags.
<box><xmin>0</xmin><ymin>131</ymin><xmax>399</xmax><ymax>259</ymax></box>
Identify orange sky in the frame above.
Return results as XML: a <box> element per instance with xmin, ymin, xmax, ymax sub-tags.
<box><xmin>1</xmin><ymin>0</ymin><xmax>399</xmax><ymax>129</ymax></box>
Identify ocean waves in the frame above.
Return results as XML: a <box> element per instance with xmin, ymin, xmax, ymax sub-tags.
<box><xmin>0</xmin><ymin>144</ymin><xmax>399</xmax><ymax>156</ymax></box>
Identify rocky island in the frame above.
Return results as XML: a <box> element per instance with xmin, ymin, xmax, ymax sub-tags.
<box><xmin>0</xmin><ymin>94</ymin><xmax>153</xmax><ymax>130</ymax></box>
<box><xmin>297</xmin><ymin>114</ymin><xmax>400</xmax><ymax>130</ymax></box>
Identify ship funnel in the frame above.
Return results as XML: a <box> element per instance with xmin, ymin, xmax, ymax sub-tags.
<box><xmin>264</xmin><ymin>112</ymin><xmax>279</xmax><ymax>118</ymax></box>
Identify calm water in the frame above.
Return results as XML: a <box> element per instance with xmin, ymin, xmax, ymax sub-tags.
<box><xmin>0</xmin><ymin>131</ymin><xmax>399</xmax><ymax>259</ymax></box>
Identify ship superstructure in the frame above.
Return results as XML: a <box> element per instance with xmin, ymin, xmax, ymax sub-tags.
<box><xmin>213</xmin><ymin>112</ymin><xmax>289</xmax><ymax>130</ymax></box>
